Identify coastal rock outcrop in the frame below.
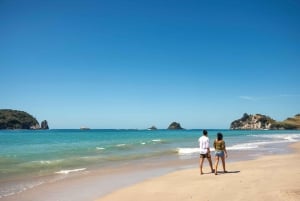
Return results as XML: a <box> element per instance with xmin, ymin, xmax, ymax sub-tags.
<box><xmin>41</xmin><ymin>120</ymin><xmax>49</xmax><ymax>129</ymax></box>
<box><xmin>167</xmin><ymin>122</ymin><xmax>183</xmax><ymax>130</ymax></box>
<box><xmin>0</xmin><ymin>109</ymin><xmax>49</xmax><ymax>130</ymax></box>
<box><xmin>231</xmin><ymin>113</ymin><xmax>300</xmax><ymax>130</ymax></box>
<box><xmin>0</xmin><ymin>109</ymin><xmax>40</xmax><ymax>129</ymax></box>
<box><xmin>230</xmin><ymin>113</ymin><xmax>275</xmax><ymax>130</ymax></box>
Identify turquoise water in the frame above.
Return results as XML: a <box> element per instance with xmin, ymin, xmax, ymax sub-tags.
<box><xmin>1</xmin><ymin>129</ymin><xmax>300</xmax><ymax>198</ymax></box>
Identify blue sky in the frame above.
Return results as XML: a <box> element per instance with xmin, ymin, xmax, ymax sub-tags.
<box><xmin>1</xmin><ymin>0</ymin><xmax>300</xmax><ymax>129</ymax></box>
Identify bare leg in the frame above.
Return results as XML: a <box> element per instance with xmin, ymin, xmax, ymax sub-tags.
<box><xmin>214</xmin><ymin>156</ymin><xmax>219</xmax><ymax>175</ymax></box>
<box><xmin>221</xmin><ymin>156</ymin><xmax>227</xmax><ymax>172</ymax></box>
<box><xmin>199</xmin><ymin>157</ymin><xmax>204</xmax><ymax>175</ymax></box>
<box><xmin>207</xmin><ymin>157</ymin><xmax>214</xmax><ymax>173</ymax></box>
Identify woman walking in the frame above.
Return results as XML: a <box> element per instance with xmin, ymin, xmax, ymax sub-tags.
<box><xmin>213</xmin><ymin>132</ymin><xmax>228</xmax><ymax>175</ymax></box>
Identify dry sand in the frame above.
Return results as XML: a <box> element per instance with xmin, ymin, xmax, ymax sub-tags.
<box><xmin>96</xmin><ymin>142</ymin><xmax>300</xmax><ymax>201</ymax></box>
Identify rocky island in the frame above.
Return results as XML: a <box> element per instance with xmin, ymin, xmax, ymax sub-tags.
<box><xmin>167</xmin><ymin>122</ymin><xmax>183</xmax><ymax>130</ymax></box>
<box><xmin>230</xmin><ymin>113</ymin><xmax>300</xmax><ymax>130</ymax></box>
<box><xmin>147</xmin><ymin>126</ymin><xmax>157</xmax><ymax>130</ymax></box>
<box><xmin>0</xmin><ymin>109</ymin><xmax>49</xmax><ymax>130</ymax></box>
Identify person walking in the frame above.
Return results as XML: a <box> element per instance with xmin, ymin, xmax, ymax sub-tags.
<box><xmin>213</xmin><ymin>132</ymin><xmax>228</xmax><ymax>175</ymax></box>
<box><xmin>198</xmin><ymin>130</ymin><xmax>214</xmax><ymax>175</ymax></box>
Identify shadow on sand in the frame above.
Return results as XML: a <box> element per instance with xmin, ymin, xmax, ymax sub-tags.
<box><xmin>215</xmin><ymin>170</ymin><xmax>240</xmax><ymax>175</ymax></box>
<box><xmin>201</xmin><ymin>170</ymin><xmax>240</xmax><ymax>175</ymax></box>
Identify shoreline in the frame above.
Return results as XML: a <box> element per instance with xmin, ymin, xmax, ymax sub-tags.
<box><xmin>95</xmin><ymin>142</ymin><xmax>300</xmax><ymax>201</ymax></box>
<box><xmin>1</xmin><ymin>142</ymin><xmax>299</xmax><ymax>201</ymax></box>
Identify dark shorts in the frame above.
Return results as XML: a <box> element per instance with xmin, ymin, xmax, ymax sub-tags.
<box><xmin>200</xmin><ymin>153</ymin><xmax>211</xmax><ymax>158</ymax></box>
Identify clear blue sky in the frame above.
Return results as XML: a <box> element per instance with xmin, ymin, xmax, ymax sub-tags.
<box><xmin>1</xmin><ymin>0</ymin><xmax>300</xmax><ymax>129</ymax></box>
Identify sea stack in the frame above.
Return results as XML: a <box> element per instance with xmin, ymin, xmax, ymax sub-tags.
<box><xmin>41</xmin><ymin>120</ymin><xmax>49</xmax><ymax>129</ymax></box>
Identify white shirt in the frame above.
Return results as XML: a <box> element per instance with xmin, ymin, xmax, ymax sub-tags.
<box><xmin>198</xmin><ymin>135</ymin><xmax>210</xmax><ymax>154</ymax></box>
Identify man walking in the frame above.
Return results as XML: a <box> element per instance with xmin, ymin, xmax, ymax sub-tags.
<box><xmin>198</xmin><ymin>130</ymin><xmax>214</xmax><ymax>175</ymax></box>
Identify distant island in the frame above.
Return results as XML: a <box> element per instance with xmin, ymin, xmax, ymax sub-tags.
<box><xmin>167</xmin><ymin>122</ymin><xmax>183</xmax><ymax>130</ymax></box>
<box><xmin>230</xmin><ymin>113</ymin><xmax>300</xmax><ymax>130</ymax></box>
<box><xmin>0</xmin><ymin>109</ymin><xmax>49</xmax><ymax>130</ymax></box>
<box><xmin>147</xmin><ymin>126</ymin><xmax>157</xmax><ymax>130</ymax></box>
<box><xmin>80</xmin><ymin>127</ymin><xmax>90</xmax><ymax>130</ymax></box>
<box><xmin>4</xmin><ymin>109</ymin><xmax>299</xmax><ymax>130</ymax></box>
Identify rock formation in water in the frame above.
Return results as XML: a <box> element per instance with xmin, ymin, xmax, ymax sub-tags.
<box><xmin>41</xmin><ymin>120</ymin><xmax>49</xmax><ymax>129</ymax></box>
<box><xmin>148</xmin><ymin>126</ymin><xmax>157</xmax><ymax>130</ymax></box>
<box><xmin>0</xmin><ymin>109</ymin><xmax>49</xmax><ymax>130</ymax></box>
<box><xmin>167</xmin><ymin>122</ymin><xmax>183</xmax><ymax>130</ymax></box>
<box><xmin>230</xmin><ymin>113</ymin><xmax>300</xmax><ymax>130</ymax></box>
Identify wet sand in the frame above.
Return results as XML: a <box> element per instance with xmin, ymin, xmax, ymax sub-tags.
<box><xmin>1</xmin><ymin>143</ymin><xmax>299</xmax><ymax>201</ymax></box>
<box><xmin>96</xmin><ymin>142</ymin><xmax>300</xmax><ymax>201</ymax></box>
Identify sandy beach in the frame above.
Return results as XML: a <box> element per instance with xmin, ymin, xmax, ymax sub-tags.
<box><xmin>96</xmin><ymin>142</ymin><xmax>300</xmax><ymax>201</ymax></box>
<box><xmin>2</xmin><ymin>140</ymin><xmax>299</xmax><ymax>201</ymax></box>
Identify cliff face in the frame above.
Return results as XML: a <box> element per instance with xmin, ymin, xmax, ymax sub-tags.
<box><xmin>230</xmin><ymin>113</ymin><xmax>276</xmax><ymax>130</ymax></box>
<box><xmin>0</xmin><ymin>109</ymin><xmax>49</xmax><ymax>130</ymax></box>
<box><xmin>231</xmin><ymin>113</ymin><xmax>300</xmax><ymax>130</ymax></box>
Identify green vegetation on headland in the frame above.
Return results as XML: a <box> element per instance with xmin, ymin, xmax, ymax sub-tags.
<box><xmin>230</xmin><ymin>113</ymin><xmax>300</xmax><ymax>130</ymax></box>
<box><xmin>0</xmin><ymin>109</ymin><xmax>49</xmax><ymax>130</ymax></box>
<box><xmin>271</xmin><ymin>114</ymin><xmax>300</xmax><ymax>129</ymax></box>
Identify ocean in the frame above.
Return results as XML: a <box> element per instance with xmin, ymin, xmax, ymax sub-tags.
<box><xmin>1</xmin><ymin>129</ymin><xmax>300</xmax><ymax>199</ymax></box>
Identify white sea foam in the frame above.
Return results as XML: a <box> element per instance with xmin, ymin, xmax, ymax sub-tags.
<box><xmin>227</xmin><ymin>143</ymin><xmax>259</xmax><ymax>150</ymax></box>
<box><xmin>177</xmin><ymin>148</ymin><xmax>200</xmax><ymax>155</ymax></box>
<box><xmin>24</xmin><ymin>159</ymin><xmax>63</xmax><ymax>166</ymax></box>
<box><xmin>96</xmin><ymin>147</ymin><xmax>105</xmax><ymax>150</ymax></box>
<box><xmin>141</xmin><ymin>142</ymin><xmax>146</xmax><ymax>145</ymax></box>
<box><xmin>177</xmin><ymin>134</ymin><xmax>300</xmax><ymax>155</ymax></box>
<box><xmin>152</xmin><ymin>139</ymin><xmax>162</xmax><ymax>142</ymax></box>
<box><xmin>284</xmin><ymin>136</ymin><xmax>297</xmax><ymax>142</ymax></box>
<box><xmin>228</xmin><ymin>134</ymin><xmax>300</xmax><ymax>151</ymax></box>
<box><xmin>249</xmin><ymin>134</ymin><xmax>300</xmax><ymax>142</ymax></box>
<box><xmin>40</xmin><ymin>160</ymin><xmax>51</xmax><ymax>164</ymax></box>
<box><xmin>55</xmin><ymin>168</ymin><xmax>86</xmax><ymax>174</ymax></box>
<box><xmin>116</xmin><ymin>144</ymin><xmax>126</xmax><ymax>147</ymax></box>
<box><xmin>177</xmin><ymin>148</ymin><xmax>216</xmax><ymax>155</ymax></box>
<box><xmin>177</xmin><ymin>144</ymin><xmax>257</xmax><ymax>155</ymax></box>
<box><xmin>0</xmin><ymin>180</ymin><xmax>44</xmax><ymax>198</ymax></box>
